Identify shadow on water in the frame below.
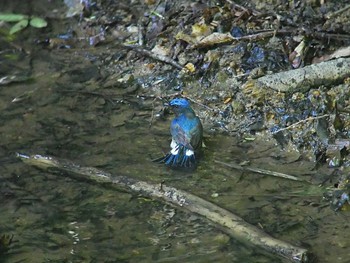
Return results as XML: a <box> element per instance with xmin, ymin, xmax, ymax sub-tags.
<box><xmin>0</xmin><ymin>1</ymin><xmax>350</xmax><ymax>263</ymax></box>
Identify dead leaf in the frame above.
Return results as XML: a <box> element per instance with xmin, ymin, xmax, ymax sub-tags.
<box><xmin>313</xmin><ymin>46</ymin><xmax>350</xmax><ymax>64</ymax></box>
<box><xmin>191</xmin><ymin>32</ymin><xmax>234</xmax><ymax>49</ymax></box>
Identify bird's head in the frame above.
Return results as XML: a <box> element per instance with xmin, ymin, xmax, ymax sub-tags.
<box><xmin>169</xmin><ymin>98</ymin><xmax>191</xmax><ymax>115</ymax></box>
<box><xmin>169</xmin><ymin>98</ymin><xmax>190</xmax><ymax>108</ymax></box>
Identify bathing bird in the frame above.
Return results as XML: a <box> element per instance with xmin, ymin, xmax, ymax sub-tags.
<box><xmin>156</xmin><ymin>98</ymin><xmax>203</xmax><ymax>169</ymax></box>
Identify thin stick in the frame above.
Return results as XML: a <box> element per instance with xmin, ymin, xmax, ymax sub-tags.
<box><xmin>326</xmin><ymin>4</ymin><xmax>350</xmax><ymax>19</ymax></box>
<box><xmin>272</xmin><ymin>114</ymin><xmax>329</xmax><ymax>134</ymax></box>
<box><xmin>224</xmin><ymin>0</ymin><xmax>262</xmax><ymax>16</ymax></box>
<box><xmin>119</xmin><ymin>44</ymin><xmax>183</xmax><ymax>70</ymax></box>
<box><xmin>186</xmin><ymin>97</ymin><xmax>218</xmax><ymax>112</ymax></box>
<box><xmin>215</xmin><ymin>160</ymin><xmax>308</xmax><ymax>182</ymax></box>
<box><xmin>17</xmin><ymin>153</ymin><xmax>310</xmax><ymax>263</ymax></box>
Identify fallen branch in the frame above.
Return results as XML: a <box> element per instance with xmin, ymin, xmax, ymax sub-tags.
<box><xmin>17</xmin><ymin>153</ymin><xmax>311</xmax><ymax>263</ymax></box>
<box><xmin>246</xmin><ymin>57</ymin><xmax>350</xmax><ymax>93</ymax></box>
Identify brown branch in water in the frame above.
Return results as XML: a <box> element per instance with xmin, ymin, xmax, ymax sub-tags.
<box><xmin>214</xmin><ymin>160</ymin><xmax>308</xmax><ymax>182</ymax></box>
<box><xmin>118</xmin><ymin>44</ymin><xmax>184</xmax><ymax>70</ymax></box>
<box><xmin>272</xmin><ymin>114</ymin><xmax>330</xmax><ymax>134</ymax></box>
<box><xmin>17</xmin><ymin>153</ymin><xmax>311</xmax><ymax>263</ymax></box>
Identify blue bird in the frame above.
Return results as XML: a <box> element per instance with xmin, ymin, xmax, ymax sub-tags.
<box><xmin>156</xmin><ymin>98</ymin><xmax>203</xmax><ymax>169</ymax></box>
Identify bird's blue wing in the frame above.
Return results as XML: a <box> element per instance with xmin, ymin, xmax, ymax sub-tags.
<box><xmin>170</xmin><ymin>119</ymin><xmax>193</xmax><ymax>150</ymax></box>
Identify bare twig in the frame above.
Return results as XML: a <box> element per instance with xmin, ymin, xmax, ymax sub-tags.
<box><xmin>214</xmin><ymin>160</ymin><xmax>307</xmax><ymax>182</ymax></box>
<box><xmin>186</xmin><ymin>97</ymin><xmax>219</xmax><ymax>113</ymax></box>
<box><xmin>17</xmin><ymin>153</ymin><xmax>311</xmax><ymax>263</ymax></box>
<box><xmin>137</xmin><ymin>92</ymin><xmax>182</xmax><ymax>100</ymax></box>
<box><xmin>272</xmin><ymin>114</ymin><xmax>330</xmax><ymax>134</ymax></box>
<box><xmin>149</xmin><ymin>95</ymin><xmax>164</xmax><ymax>128</ymax></box>
<box><xmin>137</xmin><ymin>22</ymin><xmax>145</xmax><ymax>46</ymax></box>
<box><xmin>58</xmin><ymin>89</ymin><xmax>118</xmax><ymax>105</ymax></box>
<box><xmin>119</xmin><ymin>44</ymin><xmax>183</xmax><ymax>70</ymax></box>
<box><xmin>311</xmin><ymin>32</ymin><xmax>350</xmax><ymax>42</ymax></box>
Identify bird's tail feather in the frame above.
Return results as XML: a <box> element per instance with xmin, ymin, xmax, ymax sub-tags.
<box><xmin>153</xmin><ymin>145</ymin><xmax>197</xmax><ymax>169</ymax></box>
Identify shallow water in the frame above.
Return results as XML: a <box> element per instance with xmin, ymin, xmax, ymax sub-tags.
<box><xmin>1</xmin><ymin>2</ymin><xmax>350</xmax><ymax>263</ymax></box>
